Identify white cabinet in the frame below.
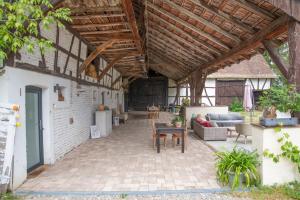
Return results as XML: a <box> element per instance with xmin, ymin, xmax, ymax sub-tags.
<box><xmin>95</xmin><ymin>110</ymin><xmax>112</xmax><ymax>137</ymax></box>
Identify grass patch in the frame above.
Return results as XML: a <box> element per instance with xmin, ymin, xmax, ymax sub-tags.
<box><xmin>231</xmin><ymin>182</ymin><xmax>300</xmax><ymax>200</ymax></box>
<box><xmin>0</xmin><ymin>193</ymin><xmax>19</xmax><ymax>200</ymax></box>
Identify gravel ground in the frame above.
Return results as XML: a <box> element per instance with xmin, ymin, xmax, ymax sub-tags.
<box><xmin>19</xmin><ymin>193</ymin><xmax>250</xmax><ymax>200</ymax></box>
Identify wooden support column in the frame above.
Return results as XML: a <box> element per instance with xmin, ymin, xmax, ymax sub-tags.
<box><xmin>288</xmin><ymin>19</ymin><xmax>300</xmax><ymax>92</ymax></box>
<box><xmin>173</xmin><ymin>83</ymin><xmax>180</xmax><ymax>105</ymax></box>
<box><xmin>78</xmin><ymin>39</ymin><xmax>115</xmax><ymax>75</ymax></box>
<box><xmin>189</xmin><ymin>76</ymin><xmax>195</xmax><ymax>106</ymax></box>
<box><xmin>194</xmin><ymin>70</ymin><xmax>207</xmax><ymax>106</ymax></box>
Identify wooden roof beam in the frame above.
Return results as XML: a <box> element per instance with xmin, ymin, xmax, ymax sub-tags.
<box><xmin>72</xmin><ymin>22</ymin><xmax>129</xmax><ymax>29</ymax></box>
<box><xmin>148</xmin><ymin>43</ymin><xmax>197</xmax><ymax>69</ymax></box>
<box><xmin>148</xmin><ymin>49</ymin><xmax>190</xmax><ymax>74</ymax></box>
<box><xmin>70</xmin><ymin>6</ymin><xmax>122</xmax><ymax>13</ymax></box>
<box><xmin>80</xmin><ymin>29</ymin><xmax>130</xmax><ymax>35</ymax></box>
<box><xmin>121</xmin><ymin>0</ymin><xmax>143</xmax><ymax>54</ymax></box>
<box><xmin>147</xmin><ymin>1</ymin><xmax>230</xmax><ymax>50</ymax></box>
<box><xmin>164</xmin><ymin>0</ymin><xmax>241</xmax><ymax>43</ymax></box>
<box><xmin>231</xmin><ymin>0</ymin><xmax>275</xmax><ymax>21</ymax></box>
<box><xmin>79</xmin><ymin>39</ymin><xmax>115</xmax><ymax>74</ymax></box>
<box><xmin>71</xmin><ymin>13</ymin><xmax>126</xmax><ymax>20</ymax></box>
<box><xmin>148</xmin><ymin>25</ymin><xmax>211</xmax><ymax>61</ymax></box>
<box><xmin>112</xmin><ymin>75</ymin><xmax>122</xmax><ymax>87</ymax></box>
<box><xmin>98</xmin><ymin>52</ymin><xmax>139</xmax><ymax>81</ymax></box>
<box><xmin>148</xmin><ymin>12</ymin><xmax>221</xmax><ymax>56</ymax></box>
<box><xmin>148</xmin><ymin>35</ymin><xmax>203</xmax><ymax>66</ymax></box>
<box><xmin>179</xmin><ymin>15</ymin><xmax>289</xmax><ymax>82</ymax></box>
<box><xmin>189</xmin><ymin>0</ymin><xmax>255</xmax><ymax>34</ymax></box>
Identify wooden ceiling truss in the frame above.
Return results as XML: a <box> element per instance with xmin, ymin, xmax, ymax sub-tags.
<box><xmin>55</xmin><ymin>0</ymin><xmax>299</xmax><ymax>88</ymax></box>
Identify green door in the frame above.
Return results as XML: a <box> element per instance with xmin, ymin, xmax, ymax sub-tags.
<box><xmin>25</xmin><ymin>86</ymin><xmax>43</xmax><ymax>172</ymax></box>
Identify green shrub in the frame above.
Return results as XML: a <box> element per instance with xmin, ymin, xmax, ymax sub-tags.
<box><xmin>259</xmin><ymin>84</ymin><xmax>300</xmax><ymax>112</ymax></box>
<box><xmin>216</xmin><ymin>148</ymin><xmax>260</xmax><ymax>190</ymax></box>
<box><xmin>229</xmin><ymin>98</ymin><xmax>244</xmax><ymax>112</ymax></box>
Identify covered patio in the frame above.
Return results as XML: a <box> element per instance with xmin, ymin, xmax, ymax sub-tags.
<box><xmin>18</xmin><ymin>112</ymin><xmax>218</xmax><ymax>193</ymax></box>
<box><xmin>1</xmin><ymin>0</ymin><xmax>300</xmax><ymax>198</ymax></box>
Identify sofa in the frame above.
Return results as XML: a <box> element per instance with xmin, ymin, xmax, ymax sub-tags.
<box><xmin>193</xmin><ymin>120</ymin><xmax>227</xmax><ymax>141</ymax></box>
<box><xmin>206</xmin><ymin>113</ymin><xmax>244</xmax><ymax>127</ymax></box>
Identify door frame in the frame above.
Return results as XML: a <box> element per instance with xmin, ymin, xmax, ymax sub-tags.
<box><xmin>25</xmin><ymin>86</ymin><xmax>44</xmax><ymax>172</ymax></box>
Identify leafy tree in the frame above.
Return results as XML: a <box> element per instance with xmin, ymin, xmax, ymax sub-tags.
<box><xmin>0</xmin><ymin>0</ymin><xmax>71</xmax><ymax>74</ymax></box>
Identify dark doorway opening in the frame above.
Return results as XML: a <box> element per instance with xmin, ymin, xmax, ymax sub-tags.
<box><xmin>128</xmin><ymin>70</ymin><xmax>168</xmax><ymax>111</ymax></box>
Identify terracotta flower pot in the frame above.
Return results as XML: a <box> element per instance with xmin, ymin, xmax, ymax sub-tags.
<box><xmin>98</xmin><ymin>104</ymin><xmax>105</xmax><ymax>111</ymax></box>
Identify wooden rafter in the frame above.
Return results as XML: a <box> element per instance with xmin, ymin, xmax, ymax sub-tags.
<box><xmin>98</xmin><ymin>52</ymin><xmax>138</xmax><ymax>81</ymax></box>
<box><xmin>148</xmin><ymin>45</ymin><xmax>195</xmax><ymax>71</ymax></box>
<box><xmin>179</xmin><ymin>15</ymin><xmax>289</xmax><ymax>82</ymax></box>
<box><xmin>188</xmin><ymin>0</ymin><xmax>255</xmax><ymax>34</ymax></box>
<box><xmin>78</xmin><ymin>39</ymin><xmax>115</xmax><ymax>75</ymax></box>
<box><xmin>231</xmin><ymin>0</ymin><xmax>275</xmax><ymax>21</ymax></box>
<box><xmin>147</xmin><ymin>1</ymin><xmax>230</xmax><ymax>50</ymax></box>
<box><xmin>72</xmin><ymin>22</ymin><xmax>129</xmax><ymax>29</ymax></box>
<box><xmin>121</xmin><ymin>0</ymin><xmax>143</xmax><ymax>54</ymax></box>
<box><xmin>163</xmin><ymin>0</ymin><xmax>241</xmax><ymax>43</ymax></box>
<box><xmin>148</xmin><ymin>12</ymin><xmax>221</xmax><ymax>56</ymax></box>
<box><xmin>148</xmin><ymin>36</ymin><xmax>201</xmax><ymax>66</ymax></box>
<box><xmin>148</xmin><ymin>25</ymin><xmax>210</xmax><ymax>61</ymax></box>
<box><xmin>112</xmin><ymin>75</ymin><xmax>122</xmax><ymax>87</ymax></box>
<box><xmin>71</xmin><ymin>13</ymin><xmax>126</xmax><ymax>20</ymax></box>
<box><xmin>80</xmin><ymin>29</ymin><xmax>130</xmax><ymax>35</ymax></box>
<box><xmin>70</xmin><ymin>6</ymin><xmax>122</xmax><ymax>13</ymax></box>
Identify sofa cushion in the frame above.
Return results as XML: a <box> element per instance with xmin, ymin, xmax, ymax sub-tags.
<box><xmin>210</xmin><ymin>121</ymin><xmax>219</xmax><ymax>127</ymax></box>
<box><xmin>206</xmin><ymin>113</ymin><xmax>219</xmax><ymax>121</ymax></box>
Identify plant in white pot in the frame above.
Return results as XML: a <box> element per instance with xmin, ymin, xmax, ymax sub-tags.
<box><xmin>172</xmin><ymin>116</ymin><xmax>183</xmax><ymax>128</ymax></box>
<box><xmin>216</xmin><ymin>148</ymin><xmax>260</xmax><ymax>190</ymax></box>
<box><xmin>259</xmin><ymin>84</ymin><xmax>300</xmax><ymax>118</ymax></box>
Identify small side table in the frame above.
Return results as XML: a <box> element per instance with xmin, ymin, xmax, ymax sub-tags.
<box><xmin>227</xmin><ymin>127</ymin><xmax>236</xmax><ymax>137</ymax></box>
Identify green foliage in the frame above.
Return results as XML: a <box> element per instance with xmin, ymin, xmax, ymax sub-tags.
<box><xmin>0</xmin><ymin>193</ymin><xmax>19</xmax><ymax>200</ymax></box>
<box><xmin>216</xmin><ymin>148</ymin><xmax>260</xmax><ymax>190</ymax></box>
<box><xmin>171</xmin><ymin>115</ymin><xmax>183</xmax><ymax>125</ymax></box>
<box><xmin>0</xmin><ymin>0</ymin><xmax>71</xmax><ymax>61</ymax></box>
<box><xmin>181</xmin><ymin>98</ymin><xmax>190</xmax><ymax>107</ymax></box>
<box><xmin>229</xmin><ymin>98</ymin><xmax>244</xmax><ymax>112</ymax></box>
<box><xmin>232</xmin><ymin>182</ymin><xmax>300</xmax><ymax>200</ymax></box>
<box><xmin>259</xmin><ymin>84</ymin><xmax>300</xmax><ymax>112</ymax></box>
<box><xmin>264</xmin><ymin>127</ymin><xmax>300</xmax><ymax>174</ymax></box>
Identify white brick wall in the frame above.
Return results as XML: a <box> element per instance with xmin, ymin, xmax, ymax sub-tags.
<box><xmin>1</xmin><ymin>21</ymin><xmax>124</xmax><ymax>188</ymax></box>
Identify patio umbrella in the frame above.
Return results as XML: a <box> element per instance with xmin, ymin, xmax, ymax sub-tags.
<box><xmin>243</xmin><ymin>85</ymin><xmax>254</xmax><ymax>122</ymax></box>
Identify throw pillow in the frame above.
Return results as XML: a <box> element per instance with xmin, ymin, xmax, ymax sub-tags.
<box><xmin>200</xmin><ymin>120</ymin><xmax>212</xmax><ymax>127</ymax></box>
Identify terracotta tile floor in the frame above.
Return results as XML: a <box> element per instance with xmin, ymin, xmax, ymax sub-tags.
<box><xmin>18</xmin><ymin>112</ymin><xmax>219</xmax><ymax>192</ymax></box>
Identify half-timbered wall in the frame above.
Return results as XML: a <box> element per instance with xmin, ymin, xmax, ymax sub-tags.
<box><xmin>0</xmin><ymin>23</ymin><xmax>124</xmax><ymax>189</ymax></box>
<box><xmin>168</xmin><ymin>78</ymin><xmax>273</xmax><ymax>106</ymax></box>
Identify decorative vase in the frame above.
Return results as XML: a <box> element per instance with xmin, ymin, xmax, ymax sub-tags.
<box><xmin>98</xmin><ymin>104</ymin><xmax>105</xmax><ymax>111</ymax></box>
<box><xmin>175</xmin><ymin>121</ymin><xmax>182</xmax><ymax>128</ymax></box>
<box><xmin>276</xmin><ymin>110</ymin><xmax>291</xmax><ymax>119</ymax></box>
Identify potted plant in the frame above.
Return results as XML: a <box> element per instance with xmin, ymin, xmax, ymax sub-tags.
<box><xmin>98</xmin><ymin>104</ymin><xmax>105</xmax><ymax>111</ymax></box>
<box><xmin>216</xmin><ymin>148</ymin><xmax>260</xmax><ymax>190</ymax></box>
<box><xmin>172</xmin><ymin>116</ymin><xmax>183</xmax><ymax>128</ymax></box>
<box><xmin>259</xmin><ymin>84</ymin><xmax>300</xmax><ymax>118</ymax></box>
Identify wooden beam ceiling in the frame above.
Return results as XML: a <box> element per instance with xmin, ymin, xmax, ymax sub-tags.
<box><xmin>163</xmin><ymin>0</ymin><xmax>241</xmax><ymax>43</ymax></box>
<box><xmin>147</xmin><ymin>1</ymin><xmax>230</xmax><ymax>50</ymax></box>
<box><xmin>179</xmin><ymin>15</ymin><xmax>289</xmax><ymax>82</ymax></box>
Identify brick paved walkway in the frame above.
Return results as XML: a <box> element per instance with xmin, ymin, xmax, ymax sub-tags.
<box><xmin>18</xmin><ymin>112</ymin><xmax>219</xmax><ymax>192</ymax></box>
